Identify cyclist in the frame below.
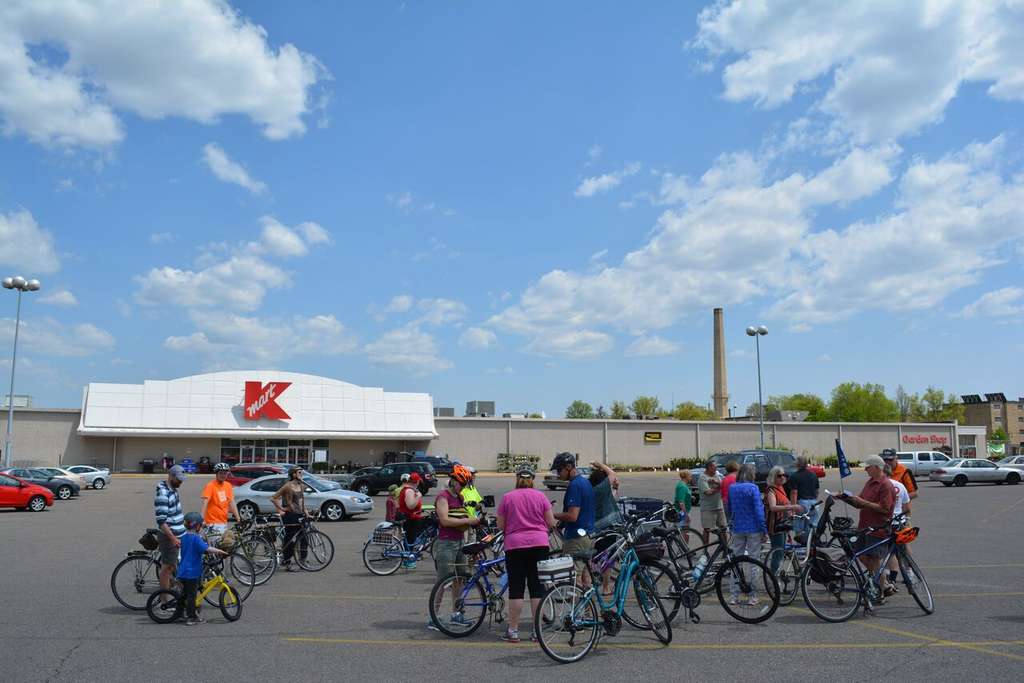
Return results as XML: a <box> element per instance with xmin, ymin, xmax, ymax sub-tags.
<box><xmin>271</xmin><ymin>467</ymin><xmax>310</xmax><ymax>572</ymax></box>
<box><xmin>674</xmin><ymin>470</ymin><xmax>693</xmax><ymax>543</ymax></box>
<box><xmin>154</xmin><ymin>465</ymin><xmax>187</xmax><ymax>606</ymax></box>
<box><xmin>882</xmin><ymin>449</ymin><xmax>918</xmax><ymax>501</ymax></box>
<box><xmin>835</xmin><ymin>454</ymin><xmax>895</xmax><ymax>595</ymax></box>
<box><xmin>497</xmin><ymin>467</ymin><xmax>557</xmax><ymax>643</ymax></box>
<box><xmin>727</xmin><ymin>464</ymin><xmax>767</xmax><ymax>606</ymax></box>
<box><xmin>201</xmin><ymin>463</ymin><xmax>240</xmax><ymax>536</ymax></box>
<box><xmin>785</xmin><ymin>456</ymin><xmax>820</xmax><ymax>535</ymax></box>
<box><xmin>178</xmin><ymin>511</ymin><xmax>229</xmax><ymax>625</ymax></box>
<box><xmin>551</xmin><ymin>452</ymin><xmax>595</xmax><ymax>589</ymax></box>
<box><xmin>398</xmin><ymin>473</ymin><xmax>425</xmax><ymax>569</ymax></box>
<box><xmin>430</xmin><ymin>465</ymin><xmax>480</xmax><ymax>631</ymax></box>
<box><xmin>883</xmin><ymin>461</ymin><xmax>912</xmax><ymax>593</ymax></box>
<box><xmin>764</xmin><ymin>466</ymin><xmax>803</xmax><ymax>573</ymax></box>
<box><xmin>588</xmin><ymin>461</ymin><xmax>621</xmax><ymax>532</ymax></box>
<box><xmin>698</xmin><ymin>460</ymin><xmax>725</xmax><ymax>546</ymax></box>
<box><xmin>720</xmin><ymin>460</ymin><xmax>740</xmax><ymax>520</ymax></box>
<box><xmin>460</xmin><ymin>467</ymin><xmax>483</xmax><ymax>518</ymax></box>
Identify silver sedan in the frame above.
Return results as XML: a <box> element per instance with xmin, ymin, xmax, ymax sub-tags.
<box><xmin>929</xmin><ymin>459</ymin><xmax>1022</xmax><ymax>487</ymax></box>
<box><xmin>234</xmin><ymin>473</ymin><xmax>373</xmax><ymax>521</ymax></box>
<box><xmin>995</xmin><ymin>455</ymin><xmax>1024</xmax><ymax>472</ymax></box>
<box><xmin>66</xmin><ymin>465</ymin><xmax>112</xmax><ymax>489</ymax></box>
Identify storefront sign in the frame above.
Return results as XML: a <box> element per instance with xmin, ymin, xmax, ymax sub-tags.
<box><xmin>901</xmin><ymin>434</ymin><xmax>948</xmax><ymax>446</ymax></box>
<box><xmin>244</xmin><ymin>381</ymin><xmax>292</xmax><ymax>421</ymax></box>
<box><xmin>644</xmin><ymin>431</ymin><xmax>662</xmax><ymax>444</ymax></box>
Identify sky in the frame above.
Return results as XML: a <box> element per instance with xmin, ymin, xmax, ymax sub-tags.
<box><xmin>1</xmin><ymin>0</ymin><xmax>1023</xmax><ymax>417</ymax></box>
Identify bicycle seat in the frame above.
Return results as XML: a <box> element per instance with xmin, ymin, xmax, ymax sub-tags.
<box><xmin>833</xmin><ymin>528</ymin><xmax>859</xmax><ymax>538</ymax></box>
<box><xmin>650</xmin><ymin>526</ymin><xmax>674</xmax><ymax>539</ymax></box>
<box><xmin>571</xmin><ymin>550</ymin><xmax>595</xmax><ymax>561</ymax></box>
<box><xmin>461</xmin><ymin>541</ymin><xmax>488</xmax><ymax>556</ymax></box>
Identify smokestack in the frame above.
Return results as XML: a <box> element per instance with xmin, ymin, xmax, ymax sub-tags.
<box><xmin>713</xmin><ymin>308</ymin><xmax>729</xmax><ymax>419</ymax></box>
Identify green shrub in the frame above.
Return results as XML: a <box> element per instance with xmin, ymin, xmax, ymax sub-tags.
<box><xmin>667</xmin><ymin>457</ymin><xmax>703</xmax><ymax>470</ymax></box>
<box><xmin>310</xmin><ymin>461</ymin><xmax>329</xmax><ymax>474</ymax></box>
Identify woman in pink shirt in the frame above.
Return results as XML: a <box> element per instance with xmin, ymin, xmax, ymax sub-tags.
<box><xmin>496</xmin><ymin>467</ymin><xmax>557</xmax><ymax>643</ymax></box>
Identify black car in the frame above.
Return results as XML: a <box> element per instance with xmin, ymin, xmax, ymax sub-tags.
<box><xmin>413</xmin><ymin>455</ymin><xmax>456</xmax><ymax>476</ymax></box>
<box><xmin>350</xmin><ymin>462</ymin><xmax>437</xmax><ymax>496</ymax></box>
<box><xmin>688</xmin><ymin>449</ymin><xmax>799</xmax><ymax>504</ymax></box>
<box><xmin>1</xmin><ymin>467</ymin><xmax>81</xmax><ymax>500</ymax></box>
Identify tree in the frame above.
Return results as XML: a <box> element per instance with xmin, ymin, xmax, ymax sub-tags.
<box><xmin>745</xmin><ymin>401</ymin><xmax>764</xmax><ymax>419</ymax></box>
<box><xmin>527</xmin><ymin>413</ymin><xmax>543</xmax><ymax>419</ymax></box>
<box><xmin>672</xmin><ymin>401</ymin><xmax>716</xmax><ymax>420</ymax></box>
<box><xmin>919</xmin><ymin>386</ymin><xmax>964</xmax><ymax>423</ymax></box>
<box><xmin>827</xmin><ymin>382</ymin><xmax>899</xmax><ymax>422</ymax></box>
<box><xmin>595</xmin><ymin>405</ymin><xmax>608</xmax><ymax>419</ymax></box>
<box><xmin>991</xmin><ymin>427</ymin><xmax>1010</xmax><ymax>442</ymax></box>
<box><xmin>894</xmin><ymin>385</ymin><xmax>922</xmax><ymax>421</ymax></box>
<box><xmin>630</xmin><ymin>396</ymin><xmax>661</xmax><ymax>419</ymax></box>
<box><xmin>610</xmin><ymin>400</ymin><xmax>630</xmax><ymax>419</ymax></box>
<box><xmin>773</xmin><ymin>393</ymin><xmax>828</xmax><ymax>421</ymax></box>
<box><xmin>564</xmin><ymin>400</ymin><xmax>594</xmax><ymax>419</ymax></box>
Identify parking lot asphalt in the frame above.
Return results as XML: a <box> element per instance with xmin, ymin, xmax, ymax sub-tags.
<box><xmin>3</xmin><ymin>469</ymin><xmax>1024</xmax><ymax>682</ymax></box>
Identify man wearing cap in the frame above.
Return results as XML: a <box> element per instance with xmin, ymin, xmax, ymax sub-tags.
<box><xmin>154</xmin><ymin>465</ymin><xmax>187</xmax><ymax>603</ymax></box>
<box><xmin>881</xmin><ymin>449</ymin><xmax>918</xmax><ymax>502</ymax></box>
<box><xmin>836</xmin><ymin>454</ymin><xmax>896</xmax><ymax>594</ymax></box>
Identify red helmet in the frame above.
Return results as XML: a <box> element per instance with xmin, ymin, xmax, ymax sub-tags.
<box><xmin>408</xmin><ymin>472</ymin><xmax>422</xmax><ymax>484</ymax></box>
<box><xmin>450</xmin><ymin>464</ymin><xmax>472</xmax><ymax>486</ymax></box>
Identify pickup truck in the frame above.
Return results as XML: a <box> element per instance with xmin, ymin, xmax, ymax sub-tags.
<box><xmin>689</xmin><ymin>450</ymin><xmax>825</xmax><ymax>505</ymax></box>
<box><xmin>895</xmin><ymin>450</ymin><xmax>952</xmax><ymax>477</ymax></box>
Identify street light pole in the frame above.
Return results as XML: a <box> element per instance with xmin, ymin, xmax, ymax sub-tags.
<box><xmin>746</xmin><ymin>325</ymin><xmax>768</xmax><ymax>450</ymax></box>
<box><xmin>3</xmin><ymin>275</ymin><xmax>40</xmax><ymax>468</ymax></box>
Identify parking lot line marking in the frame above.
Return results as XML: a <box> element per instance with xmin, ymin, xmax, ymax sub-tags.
<box><xmin>980</xmin><ymin>496</ymin><xmax>1024</xmax><ymax>524</ymax></box>
<box><xmin>852</xmin><ymin>620</ymin><xmax>1024</xmax><ymax>663</ymax></box>
<box><xmin>267</xmin><ymin>592</ymin><xmax>405</xmax><ymax>601</ymax></box>
<box><xmin>925</xmin><ymin>563</ymin><xmax>1024</xmax><ymax>570</ymax></box>
<box><xmin>935</xmin><ymin>591</ymin><xmax>1024</xmax><ymax>598</ymax></box>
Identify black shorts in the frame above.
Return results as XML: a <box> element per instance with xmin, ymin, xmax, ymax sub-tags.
<box><xmin>505</xmin><ymin>546</ymin><xmax>549</xmax><ymax>600</ymax></box>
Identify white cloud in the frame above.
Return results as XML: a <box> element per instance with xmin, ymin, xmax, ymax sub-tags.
<box><xmin>624</xmin><ymin>335</ymin><xmax>680</xmax><ymax>357</ymax></box>
<box><xmin>0</xmin><ymin>317</ymin><xmax>114</xmax><ymax>356</ymax></box>
<box><xmin>202</xmin><ymin>143</ymin><xmax>267</xmax><ymax>194</ymax></box>
<box><xmin>415</xmin><ymin>298</ymin><xmax>466</xmax><ymax>326</ymax></box>
<box><xmin>957</xmin><ymin>287</ymin><xmax>1024</xmax><ymax>319</ymax></box>
<box><xmin>575</xmin><ymin>162</ymin><xmax>642</xmax><ymax>197</ymax></box>
<box><xmin>38</xmin><ymin>289</ymin><xmax>77</xmax><ymax>307</ymax></box>
<box><xmin>259</xmin><ymin>216</ymin><xmax>308</xmax><ymax>257</ymax></box>
<box><xmin>524</xmin><ymin>330</ymin><xmax>613</xmax><ymax>360</ymax></box>
<box><xmin>149</xmin><ymin>232</ymin><xmax>176</xmax><ymax>245</ymax></box>
<box><xmin>387</xmin><ymin>191</ymin><xmax>455</xmax><ymax>216</ymax></box>
<box><xmin>459</xmin><ymin>327</ymin><xmax>497</xmax><ymax>350</ymax></box>
<box><xmin>693</xmin><ymin>1</ymin><xmax>1024</xmax><ymax>143</ymax></box>
<box><xmin>412</xmin><ymin>237</ymin><xmax>460</xmax><ymax>262</ymax></box>
<box><xmin>135</xmin><ymin>254</ymin><xmax>290</xmax><ymax>312</ymax></box>
<box><xmin>364</xmin><ymin>325</ymin><xmax>452</xmax><ymax>374</ymax></box>
<box><xmin>300</xmin><ymin>222</ymin><xmax>331</xmax><ymax>245</ymax></box>
<box><xmin>369</xmin><ymin>294</ymin><xmax>413</xmax><ymax>321</ymax></box>
<box><xmin>486</xmin><ymin>366</ymin><xmax>514</xmax><ymax>375</ymax></box>
<box><xmin>0</xmin><ymin>209</ymin><xmax>61</xmax><ymax>274</ymax></box>
<box><xmin>0</xmin><ymin>0</ymin><xmax>328</xmax><ymax>148</ymax></box>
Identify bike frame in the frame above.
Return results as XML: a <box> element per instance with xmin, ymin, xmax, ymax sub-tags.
<box><xmin>455</xmin><ymin>555</ymin><xmax>507</xmax><ymax>609</ymax></box>
<box><xmin>569</xmin><ymin>547</ymin><xmax>643</xmax><ymax>625</ymax></box>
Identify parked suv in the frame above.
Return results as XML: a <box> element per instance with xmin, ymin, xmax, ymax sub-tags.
<box><xmin>413</xmin><ymin>454</ymin><xmax>456</xmax><ymax>475</ymax></box>
<box><xmin>688</xmin><ymin>450</ymin><xmax>824</xmax><ymax>505</ymax></box>
<box><xmin>349</xmin><ymin>462</ymin><xmax>436</xmax><ymax>496</ymax></box>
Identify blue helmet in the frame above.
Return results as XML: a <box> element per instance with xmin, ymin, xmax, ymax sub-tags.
<box><xmin>184</xmin><ymin>511</ymin><xmax>203</xmax><ymax>529</ymax></box>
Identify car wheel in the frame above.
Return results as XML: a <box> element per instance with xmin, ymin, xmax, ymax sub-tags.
<box><xmin>356</xmin><ymin>482</ymin><xmax>370</xmax><ymax>496</ymax></box>
<box><xmin>57</xmin><ymin>485</ymin><xmax>72</xmax><ymax>500</ymax></box>
<box><xmin>93</xmin><ymin>478</ymin><xmax>106</xmax><ymax>490</ymax></box>
<box><xmin>322</xmin><ymin>501</ymin><xmax>346</xmax><ymax>522</ymax></box>
<box><xmin>238</xmin><ymin>501</ymin><xmax>259</xmax><ymax>520</ymax></box>
<box><xmin>942</xmin><ymin>482</ymin><xmax>953</xmax><ymax>487</ymax></box>
<box><xmin>27</xmin><ymin>495</ymin><xmax>47</xmax><ymax>512</ymax></box>
<box><xmin>953</xmin><ymin>475</ymin><xmax>968</xmax><ymax>487</ymax></box>
<box><xmin>1007</xmin><ymin>473</ymin><xmax>1020</xmax><ymax>485</ymax></box>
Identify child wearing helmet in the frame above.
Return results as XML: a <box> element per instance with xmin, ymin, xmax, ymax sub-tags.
<box><xmin>178</xmin><ymin>511</ymin><xmax>228</xmax><ymax>625</ymax></box>
<box><xmin>429</xmin><ymin>465</ymin><xmax>480</xmax><ymax>631</ymax></box>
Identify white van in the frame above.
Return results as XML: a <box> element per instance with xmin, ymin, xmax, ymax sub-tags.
<box><xmin>896</xmin><ymin>451</ymin><xmax>951</xmax><ymax>476</ymax></box>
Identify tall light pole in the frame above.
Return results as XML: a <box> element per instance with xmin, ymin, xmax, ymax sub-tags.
<box><xmin>3</xmin><ymin>275</ymin><xmax>40</xmax><ymax>467</ymax></box>
<box><xmin>745</xmin><ymin>325</ymin><xmax>768</xmax><ymax>449</ymax></box>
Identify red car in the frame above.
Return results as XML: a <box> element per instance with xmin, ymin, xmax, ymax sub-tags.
<box><xmin>0</xmin><ymin>472</ymin><xmax>55</xmax><ymax>512</ymax></box>
<box><xmin>225</xmin><ymin>463</ymin><xmax>296</xmax><ymax>487</ymax></box>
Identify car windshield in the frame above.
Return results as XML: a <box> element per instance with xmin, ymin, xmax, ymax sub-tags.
<box><xmin>303</xmin><ymin>474</ymin><xmax>340</xmax><ymax>492</ymax></box>
<box><xmin>996</xmin><ymin>457</ymin><xmax>1014</xmax><ymax>465</ymax></box>
<box><xmin>707</xmin><ymin>454</ymin><xmax>741</xmax><ymax>467</ymax></box>
<box><xmin>945</xmin><ymin>460</ymin><xmax>963</xmax><ymax>468</ymax></box>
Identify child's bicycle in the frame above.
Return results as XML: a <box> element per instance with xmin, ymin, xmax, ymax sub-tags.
<box><xmin>362</xmin><ymin>514</ymin><xmax>439</xmax><ymax>575</ymax></box>
<box><xmin>144</xmin><ymin>557</ymin><xmax>243</xmax><ymax>623</ymax></box>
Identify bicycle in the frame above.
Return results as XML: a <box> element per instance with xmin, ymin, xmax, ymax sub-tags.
<box><xmin>145</xmin><ymin>556</ymin><xmax>243</xmax><ymax>623</ymax></box>
<box><xmin>762</xmin><ymin>501</ymin><xmax>824</xmax><ymax>606</ymax></box>
<box><xmin>427</xmin><ymin>532</ymin><xmax>507</xmax><ymax>637</ymax></box>
<box><xmin>240</xmin><ymin>511</ymin><xmax>335</xmax><ymax>572</ymax></box>
<box><xmin>534</xmin><ymin>514</ymin><xmax>673</xmax><ymax>664</ymax></box>
<box><xmin>362</xmin><ymin>514</ymin><xmax>439</xmax><ymax>575</ymax></box>
<box><xmin>800</xmin><ymin>497</ymin><xmax>934</xmax><ymax>623</ymax></box>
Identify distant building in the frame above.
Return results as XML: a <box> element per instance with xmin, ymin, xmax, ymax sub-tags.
<box><xmin>766</xmin><ymin>409</ymin><xmax>808</xmax><ymax>422</ymax></box>
<box><xmin>1</xmin><ymin>394</ymin><xmax>32</xmax><ymax>409</ymax></box>
<box><xmin>465</xmin><ymin>400</ymin><xmax>496</xmax><ymax>417</ymax></box>
<box><xmin>433</xmin><ymin>407</ymin><xmax>455</xmax><ymax>417</ymax></box>
<box><xmin>961</xmin><ymin>393</ymin><xmax>1024</xmax><ymax>450</ymax></box>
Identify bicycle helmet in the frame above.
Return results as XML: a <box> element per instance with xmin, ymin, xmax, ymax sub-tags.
<box><xmin>551</xmin><ymin>452</ymin><xmax>576</xmax><ymax>472</ymax></box>
<box><xmin>213</xmin><ymin>462</ymin><xmax>230</xmax><ymax>472</ymax></box>
<box><xmin>184</xmin><ymin>511</ymin><xmax>203</xmax><ymax>529</ymax></box>
<box><xmin>894</xmin><ymin>526</ymin><xmax>919</xmax><ymax>545</ymax></box>
<box><xmin>450</xmin><ymin>464</ymin><xmax>472</xmax><ymax>486</ymax></box>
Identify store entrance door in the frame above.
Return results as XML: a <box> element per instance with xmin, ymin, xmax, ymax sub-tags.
<box><xmin>289</xmin><ymin>446</ymin><xmax>309</xmax><ymax>467</ymax></box>
<box><xmin>266</xmin><ymin>447</ymin><xmax>288</xmax><ymax>464</ymax></box>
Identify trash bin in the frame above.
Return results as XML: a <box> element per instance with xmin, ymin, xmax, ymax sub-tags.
<box><xmin>140</xmin><ymin>458</ymin><xmax>155</xmax><ymax>474</ymax></box>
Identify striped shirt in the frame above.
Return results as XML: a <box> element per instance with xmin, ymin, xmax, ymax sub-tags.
<box><xmin>154</xmin><ymin>481</ymin><xmax>185</xmax><ymax>537</ymax></box>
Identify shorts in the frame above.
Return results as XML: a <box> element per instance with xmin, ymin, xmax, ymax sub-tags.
<box><xmin>562</xmin><ymin>535</ymin><xmax>593</xmax><ymax>574</ymax></box>
<box><xmin>506</xmin><ymin>546</ymin><xmax>549</xmax><ymax>600</ymax></box>
<box><xmin>158</xmin><ymin>535</ymin><xmax>180</xmax><ymax>567</ymax></box>
<box><xmin>700</xmin><ymin>508</ymin><xmax>726</xmax><ymax>531</ymax></box>
<box><xmin>433</xmin><ymin>538</ymin><xmax>469</xmax><ymax>579</ymax></box>
<box><xmin>854</xmin><ymin>533</ymin><xmax>889</xmax><ymax>558</ymax></box>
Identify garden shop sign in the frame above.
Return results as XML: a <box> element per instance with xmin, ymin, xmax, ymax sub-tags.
<box><xmin>902</xmin><ymin>434</ymin><xmax>949</xmax><ymax>446</ymax></box>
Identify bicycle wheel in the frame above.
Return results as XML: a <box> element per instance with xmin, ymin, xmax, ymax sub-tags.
<box><xmin>363</xmin><ymin>539</ymin><xmax>403</xmax><ymax>576</ymax></box>
<box><xmin>111</xmin><ymin>555</ymin><xmax>162</xmax><ymax>611</ymax></box>
<box><xmin>765</xmin><ymin>547</ymin><xmax>801</xmax><ymax>606</ymax></box>
<box><xmin>218</xmin><ymin>586</ymin><xmax>243</xmax><ymax>622</ymax></box>
<box><xmin>428</xmin><ymin>574</ymin><xmax>487</xmax><ymax>637</ymax></box>
<box><xmin>534</xmin><ymin>583</ymin><xmax>600</xmax><ymax>664</ymax></box>
<box><xmin>146</xmin><ymin>589</ymin><xmax>183</xmax><ymax>624</ymax></box>
<box><xmin>800</xmin><ymin>553</ymin><xmax>862</xmax><ymax>623</ymax></box>
<box><xmin>295</xmin><ymin>530</ymin><xmax>334</xmax><ymax>572</ymax></box>
<box><xmin>665</xmin><ymin>533</ymin><xmax>696</xmax><ymax>575</ymax></box>
<box><xmin>897</xmin><ymin>551</ymin><xmax>934</xmax><ymax>614</ymax></box>
<box><xmin>237</xmin><ymin>535</ymin><xmax>277</xmax><ymax>586</ymax></box>
<box><xmin>714</xmin><ymin>556</ymin><xmax>779</xmax><ymax>624</ymax></box>
<box><xmin>226</xmin><ymin>553</ymin><xmax>257</xmax><ymax>600</ymax></box>
<box><xmin>634</xmin><ymin>568</ymin><xmax>673</xmax><ymax>644</ymax></box>
<box><xmin>623</xmin><ymin>561</ymin><xmax>681</xmax><ymax>628</ymax></box>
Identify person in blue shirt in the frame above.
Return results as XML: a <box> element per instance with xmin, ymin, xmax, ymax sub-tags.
<box><xmin>725</xmin><ymin>464</ymin><xmax>767</xmax><ymax>606</ymax></box>
<box><xmin>177</xmin><ymin>511</ymin><xmax>228</xmax><ymax>625</ymax></box>
<box><xmin>551</xmin><ymin>452</ymin><xmax>595</xmax><ymax>588</ymax></box>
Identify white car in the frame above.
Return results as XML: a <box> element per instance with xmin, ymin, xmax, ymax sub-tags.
<box><xmin>234</xmin><ymin>473</ymin><xmax>373</xmax><ymax>522</ymax></box>
<box><xmin>928</xmin><ymin>459</ymin><xmax>1021</xmax><ymax>487</ymax></box>
<box><xmin>66</xmin><ymin>465</ymin><xmax>111</xmax><ymax>489</ymax></box>
<box><xmin>36</xmin><ymin>467</ymin><xmax>87</xmax><ymax>488</ymax></box>
<box><xmin>995</xmin><ymin>455</ymin><xmax>1024</xmax><ymax>472</ymax></box>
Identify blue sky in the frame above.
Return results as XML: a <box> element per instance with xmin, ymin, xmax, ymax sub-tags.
<box><xmin>1</xmin><ymin>1</ymin><xmax>1023</xmax><ymax>416</ymax></box>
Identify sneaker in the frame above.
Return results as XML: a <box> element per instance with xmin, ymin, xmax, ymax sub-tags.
<box><xmin>184</xmin><ymin>618</ymin><xmax>203</xmax><ymax>626</ymax></box>
<box><xmin>403</xmin><ymin>561</ymin><xmax>417</xmax><ymax>569</ymax></box>
<box><xmin>727</xmin><ymin>595</ymin><xmax>741</xmax><ymax>605</ymax></box>
<box><xmin>882</xmin><ymin>583</ymin><xmax>896</xmax><ymax>597</ymax></box>
<box><xmin>285</xmin><ymin>564</ymin><xmax>301</xmax><ymax>573</ymax></box>
<box><xmin>530</xmin><ymin>630</ymin><xmax>539</xmax><ymax>642</ymax></box>
<box><xmin>745</xmin><ymin>596</ymin><xmax>761</xmax><ymax>607</ymax></box>
<box><xmin>426</xmin><ymin>620</ymin><xmax>440</xmax><ymax>631</ymax></box>
<box><xmin>160</xmin><ymin>601</ymin><xmax>177</xmax><ymax>612</ymax></box>
<box><xmin>499</xmin><ymin>629</ymin><xmax>520</xmax><ymax>643</ymax></box>
<box><xmin>449</xmin><ymin>612</ymin><xmax>472</xmax><ymax>626</ymax></box>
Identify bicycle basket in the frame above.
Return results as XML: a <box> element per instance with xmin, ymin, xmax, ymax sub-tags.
<box><xmin>371</xmin><ymin>522</ymin><xmax>398</xmax><ymax>545</ymax></box>
<box><xmin>537</xmin><ymin>556</ymin><xmax>574</xmax><ymax>583</ymax></box>
<box><xmin>633</xmin><ymin>533</ymin><xmax>664</xmax><ymax>562</ymax></box>
<box><xmin>894</xmin><ymin>526</ymin><xmax>919</xmax><ymax>545</ymax></box>
<box><xmin>808</xmin><ymin>555</ymin><xmax>840</xmax><ymax>584</ymax></box>
<box><xmin>216</xmin><ymin>529</ymin><xmax>237</xmax><ymax>551</ymax></box>
<box><xmin>138</xmin><ymin>532</ymin><xmax>159</xmax><ymax>551</ymax></box>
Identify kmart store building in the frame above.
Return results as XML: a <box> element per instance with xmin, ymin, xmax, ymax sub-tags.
<box><xmin>4</xmin><ymin>371</ymin><xmax>981</xmax><ymax>471</ymax></box>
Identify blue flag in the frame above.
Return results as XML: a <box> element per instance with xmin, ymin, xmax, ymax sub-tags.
<box><xmin>835</xmin><ymin>439</ymin><xmax>852</xmax><ymax>479</ymax></box>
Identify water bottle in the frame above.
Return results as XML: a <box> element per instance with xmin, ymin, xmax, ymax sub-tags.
<box><xmin>692</xmin><ymin>554</ymin><xmax>708</xmax><ymax>582</ymax></box>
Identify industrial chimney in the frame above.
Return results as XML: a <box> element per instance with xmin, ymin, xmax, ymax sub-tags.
<box><xmin>713</xmin><ymin>308</ymin><xmax>729</xmax><ymax>419</ymax></box>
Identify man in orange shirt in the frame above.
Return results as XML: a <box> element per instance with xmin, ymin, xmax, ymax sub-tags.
<box><xmin>201</xmin><ymin>463</ymin><xmax>240</xmax><ymax>533</ymax></box>
<box><xmin>881</xmin><ymin>449</ymin><xmax>918</xmax><ymax>501</ymax></box>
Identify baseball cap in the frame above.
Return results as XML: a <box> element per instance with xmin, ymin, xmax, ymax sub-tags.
<box><xmin>863</xmin><ymin>455</ymin><xmax>885</xmax><ymax>469</ymax></box>
<box><xmin>515</xmin><ymin>467</ymin><xmax>535</xmax><ymax>479</ymax></box>
<box><xmin>881</xmin><ymin>449</ymin><xmax>897</xmax><ymax>460</ymax></box>
<box><xmin>409</xmin><ymin>472</ymin><xmax>422</xmax><ymax>484</ymax></box>
<box><xmin>168</xmin><ymin>464</ymin><xmax>186</xmax><ymax>481</ymax></box>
